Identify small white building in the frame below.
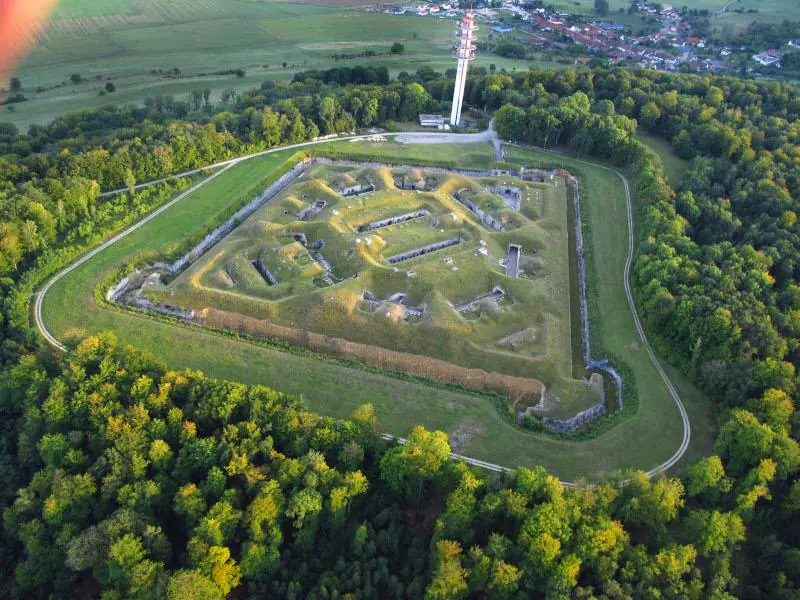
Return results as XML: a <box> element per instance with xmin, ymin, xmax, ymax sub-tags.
<box><xmin>753</xmin><ymin>52</ymin><xmax>782</xmax><ymax>67</ymax></box>
<box><xmin>419</xmin><ymin>114</ymin><xmax>445</xmax><ymax>127</ymax></box>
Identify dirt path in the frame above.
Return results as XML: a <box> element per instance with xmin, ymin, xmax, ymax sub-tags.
<box><xmin>394</xmin><ymin>118</ymin><xmax>504</xmax><ymax>160</ymax></box>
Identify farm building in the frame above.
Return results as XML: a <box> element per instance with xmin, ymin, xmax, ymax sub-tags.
<box><xmin>753</xmin><ymin>51</ymin><xmax>783</xmax><ymax>67</ymax></box>
<box><xmin>418</xmin><ymin>114</ymin><xmax>445</xmax><ymax>128</ymax></box>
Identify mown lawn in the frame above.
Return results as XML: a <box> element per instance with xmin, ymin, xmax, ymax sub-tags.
<box><xmin>322</xmin><ymin>139</ymin><xmax>501</xmax><ymax>167</ymax></box>
<box><xmin>42</xmin><ymin>139</ymin><xmax>714</xmax><ymax>479</ymax></box>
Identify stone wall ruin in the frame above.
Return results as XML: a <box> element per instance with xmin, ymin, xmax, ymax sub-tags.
<box><xmin>543</xmin><ymin>401</ymin><xmax>607</xmax><ymax>433</ymax></box>
<box><xmin>340</xmin><ymin>182</ymin><xmax>374</xmax><ymax>197</ymax></box>
<box><xmin>452</xmin><ymin>190</ymin><xmax>504</xmax><ymax>231</ymax></box>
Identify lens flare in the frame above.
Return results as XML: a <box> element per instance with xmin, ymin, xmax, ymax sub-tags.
<box><xmin>0</xmin><ymin>0</ymin><xmax>58</xmax><ymax>86</ymax></box>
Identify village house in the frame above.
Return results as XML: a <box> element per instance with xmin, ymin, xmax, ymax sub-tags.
<box><xmin>753</xmin><ymin>50</ymin><xmax>783</xmax><ymax>67</ymax></box>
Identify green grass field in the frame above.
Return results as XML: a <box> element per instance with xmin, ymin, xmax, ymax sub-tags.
<box><xmin>3</xmin><ymin>0</ymin><xmax>544</xmax><ymax>128</ymax></box>
<box><xmin>40</xmin><ymin>139</ymin><xmax>714</xmax><ymax>480</ymax></box>
<box><xmin>150</xmin><ymin>161</ymin><xmax>597</xmax><ymax>416</ymax></box>
<box><xmin>515</xmin><ymin>0</ymin><xmax>797</xmax><ymax>39</ymax></box>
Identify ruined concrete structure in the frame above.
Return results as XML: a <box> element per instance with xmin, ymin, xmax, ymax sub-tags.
<box><xmin>314</xmin><ymin>252</ymin><xmax>337</xmax><ymax>286</ymax></box>
<box><xmin>357</xmin><ymin>209</ymin><xmax>430</xmax><ymax>233</ymax></box>
<box><xmin>453</xmin><ymin>286</ymin><xmax>505</xmax><ymax>313</ymax></box>
<box><xmin>386</xmin><ymin>237</ymin><xmax>464</xmax><ymax>264</ymax></box>
<box><xmin>339</xmin><ymin>183</ymin><xmax>374</xmax><ymax>197</ymax></box>
<box><xmin>453</xmin><ymin>191</ymin><xmax>504</xmax><ymax>231</ymax></box>
<box><xmin>488</xmin><ymin>185</ymin><xmax>522</xmax><ymax>211</ymax></box>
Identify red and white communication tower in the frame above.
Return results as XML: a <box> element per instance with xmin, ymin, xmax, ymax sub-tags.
<box><xmin>450</xmin><ymin>8</ymin><xmax>478</xmax><ymax>127</ymax></box>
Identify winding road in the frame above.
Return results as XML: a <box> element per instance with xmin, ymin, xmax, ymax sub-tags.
<box><xmin>33</xmin><ymin>130</ymin><xmax>690</xmax><ymax>482</ymax></box>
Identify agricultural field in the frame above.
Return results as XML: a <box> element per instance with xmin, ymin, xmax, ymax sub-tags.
<box><xmin>532</xmin><ymin>0</ymin><xmax>798</xmax><ymax>37</ymax></box>
<box><xmin>147</xmin><ymin>162</ymin><xmax>601</xmax><ymax>419</ymax></box>
<box><xmin>40</xmin><ymin>139</ymin><xmax>713</xmax><ymax>480</ymax></box>
<box><xmin>3</xmin><ymin>0</ymin><xmax>540</xmax><ymax>128</ymax></box>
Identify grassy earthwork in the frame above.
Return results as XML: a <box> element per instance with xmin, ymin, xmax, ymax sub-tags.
<box><xmin>41</xmin><ymin>138</ymin><xmax>714</xmax><ymax>480</ymax></box>
<box><xmin>6</xmin><ymin>0</ymin><xmax>800</xmax><ymax>127</ymax></box>
<box><xmin>150</xmin><ymin>160</ymin><xmax>596</xmax><ymax>416</ymax></box>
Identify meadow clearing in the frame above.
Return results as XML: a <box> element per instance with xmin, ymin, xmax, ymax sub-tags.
<box><xmin>637</xmin><ymin>132</ymin><xmax>689</xmax><ymax>188</ymax></box>
<box><xmin>40</xmin><ymin>138</ymin><xmax>714</xmax><ymax>479</ymax></box>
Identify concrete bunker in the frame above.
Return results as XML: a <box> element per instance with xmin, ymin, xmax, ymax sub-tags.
<box><xmin>452</xmin><ymin>286</ymin><xmax>505</xmax><ymax>314</ymax></box>
<box><xmin>356</xmin><ymin>209</ymin><xmax>431</xmax><ymax>233</ymax></box>
<box><xmin>505</xmin><ymin>244</ymin><xmax>521</xmax><ymax>278</ymax></box>
<box><xmin>453</xmin><ymin>190</ymin><xmax>504</xmax><ymax>231</ymax></box>
<box><xmin>362</xmin><ymin>290</ymin><xmax>425</xmax><ymax>319</ymax></box>
<box><xmin>296</xmin><ymin>200</ymin><xmax>327</xmax><ymax>221</ymax></box>
<box><xmin>488</xmin><ymin>185</ymin><xmax>522</xmax><ymax>211</ymax></box>
<box><xmin>250</xmin><ymin>258</ymin><xmax>278</xmax><ymax>286</ymax></box>
<box><xmin>393</xmin><ymin>170</ymin><xmax>439</xmax><ymax>191</ymax></box>
<box><xmin>386</xmin><ymin>237</ymin><xmax>465</xmax><ymax>264</ymax></box>
<box><xmin>339</xmin><ymin>182</ymin><xmax>375</xmax><ymax>197</ymax></box>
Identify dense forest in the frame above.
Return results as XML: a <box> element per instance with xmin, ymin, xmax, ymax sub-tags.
<box><xmin>0</xmin><ymin>334</ymin><xmax>759</xmax><ymax>598</ymax></box>
<box><xmin>0</xmin><ymin>65</ymin><xmax>798</xmax><ymax>597</ymax></box>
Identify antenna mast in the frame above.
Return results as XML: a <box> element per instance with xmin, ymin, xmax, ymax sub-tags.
<box><xmin>450</xmin><ymin>7</ymin><xmax>478</xmax><ymax>127</ymax></box>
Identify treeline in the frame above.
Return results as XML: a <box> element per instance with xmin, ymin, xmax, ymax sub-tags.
<box><xmin>722</xmin><ymin>20</ymin><xmax>800</xmax><ymax>50</ymax></box>
<box><xmin>0</xmin><ymin>334</ymin><xmax>767</xmax><ymax>598</ymax></box>
<box><xmin>292</xmin><ymin>66</ymin><xmax>391</xmax><ymax>87</ymax></box>
<box><xmin>494</xmin><ymin>91</ymin><xmax>639</xmax><ymax>162</ymax></box>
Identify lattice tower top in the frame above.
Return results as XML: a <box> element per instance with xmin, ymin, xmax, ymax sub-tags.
<box><xmin>454</xmin><ymin>8</ymin><xmax>478</xmax><ymax>61</ymax></box>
